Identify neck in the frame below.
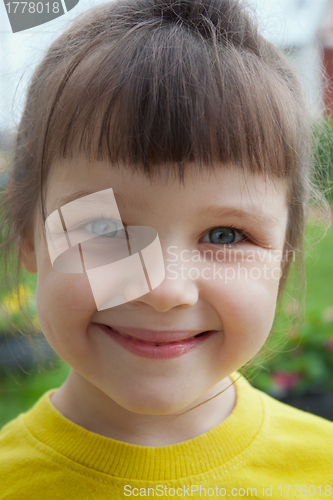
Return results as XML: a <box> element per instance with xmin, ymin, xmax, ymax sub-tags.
<box><xmin>50</xmin><ymin>369</ymin><xmax>236</xmax><ymax>447</ymax></box>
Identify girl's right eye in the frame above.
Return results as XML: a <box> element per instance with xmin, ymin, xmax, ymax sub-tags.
<box><xmin>84</xmin><ymin>219</ymin><xmax>124</xmax><ymax>238</ymax></box>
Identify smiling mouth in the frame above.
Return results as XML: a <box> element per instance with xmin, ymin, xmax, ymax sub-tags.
<box><xmin>101</xmin><ymin>325</ymin><xmax>209</xmax><ymax>346</ymax></box>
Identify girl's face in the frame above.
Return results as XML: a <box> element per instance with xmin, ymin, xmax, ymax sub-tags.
<box><xmin>27</xmin><ymin>159</ymin><xmax>288</xmax><ymax>415</ymax></box>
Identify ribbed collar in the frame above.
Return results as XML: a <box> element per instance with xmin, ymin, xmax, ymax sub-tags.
<box><xmin>22</xmin><ymin>372</ymin><xmax>263</xmax><ymax>481</ymax></box>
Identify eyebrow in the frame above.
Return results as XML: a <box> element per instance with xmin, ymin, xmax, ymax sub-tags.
<box><xmin>51</xmin><ymin>189</ymin><xmax>149</xmax><ymax>212</ymax></box>
<box><xmin>199</xmin><ymin>205</ymin><xmax>281</xmax><ymax>227</ymax></box>
<box><xmin>51</xmin><ymin>189</ymin><xmax>281</xmax><ymax>227</ymax></box>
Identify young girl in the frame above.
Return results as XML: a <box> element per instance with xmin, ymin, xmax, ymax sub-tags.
<box><xmin>0</xmin><ymin>0</ymin><xmax>332</xmax><ymax>498</ymax></box>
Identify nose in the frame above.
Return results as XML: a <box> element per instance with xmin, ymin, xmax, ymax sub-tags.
<box><xmin>129</xmin><ymin>246</ymin><xmax>199</xmax><ymax>313</ymax></box>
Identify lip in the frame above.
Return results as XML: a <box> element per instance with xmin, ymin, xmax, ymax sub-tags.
<box><xmin>94</xmin><ymin>324</ymin><xmax>217</xmax><ymax>359</ymax></box>
<box><xmin>96</xmin><ymin>325</ymin><xmax>211</xmax><ymax>343</ymax></box>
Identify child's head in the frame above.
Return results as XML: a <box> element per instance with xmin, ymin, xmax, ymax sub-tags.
<box><xmin>0</xmin><ymin>0</ymin><xmax>324</xmax><ymax>414</ymax></box>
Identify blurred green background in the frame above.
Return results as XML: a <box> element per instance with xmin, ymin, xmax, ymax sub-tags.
<box><xmin>0</xmin><ymin>120</ymin><xmax>332</xmax><ymax>430</ymax></box>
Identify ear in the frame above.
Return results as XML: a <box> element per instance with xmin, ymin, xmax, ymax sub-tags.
<box><xmin>19</xmin><ymin>226</ymin><xmax>37</xmax><ymax>274</ymax></box>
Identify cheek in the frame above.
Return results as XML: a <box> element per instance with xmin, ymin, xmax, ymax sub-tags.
<box><xmin>35</xmin><ymin>269</ymin><xmax>98</xmax><ymax>368</ymax></box>
<box><xmin>35</xmin><ymin>263</ymin><xmax>97</xmax><ymax>348</ymax></box>
<box><xmin>36</xmin><ymin>243</ymin><xmax>95</xmax><ymax>310</ymax></box>
<box><xmin>204</xmin><ymin>266</ymin><xmax>280</xmax><ymax>346</ymax></box>
<box><xmin>37</xmin><ymin>270</ymin><xmax>95</xmax><ymax>313</ymax></box>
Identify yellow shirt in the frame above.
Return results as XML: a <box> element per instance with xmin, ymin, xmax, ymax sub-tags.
<box><xmin>0</xmin><ymin>372</ymin><xmax>332</xmax><ymax>499</ymax></box>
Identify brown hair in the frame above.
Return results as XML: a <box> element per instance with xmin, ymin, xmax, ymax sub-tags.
<box><xmin>0</xmin><ymin>0</ymin><xmax>330</xmax><ymax>367</ymax></box>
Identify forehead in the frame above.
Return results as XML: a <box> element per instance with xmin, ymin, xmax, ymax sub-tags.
<box><xmin>45</xmin><ymin>158</ymin><xmax>288</xmax><ymax>221</ymax></box>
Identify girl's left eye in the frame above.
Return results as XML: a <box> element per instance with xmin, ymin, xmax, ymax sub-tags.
<box><xmin>200</xmin><ymin>226</ymin><xmax>247</xmax><ymax>245</ymax></box>
<box><xmin>84</xmin><ymin>219</ymin><xmax>123</xmax><ymax>237</ymax></box>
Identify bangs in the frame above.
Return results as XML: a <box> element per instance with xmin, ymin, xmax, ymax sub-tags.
<box><xmin>40</xmin><ymin>19</ymin><xmax>303</xmax><ymax>185</ymax></box>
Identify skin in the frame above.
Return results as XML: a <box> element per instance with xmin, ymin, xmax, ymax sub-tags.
<box><xmin>21</xmin><ymin>159</ymin><xmax>289</xmax><ymax>446</ymax></box>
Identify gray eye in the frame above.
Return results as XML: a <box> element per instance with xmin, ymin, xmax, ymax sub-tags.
<box><xmin>201</xmin><ymin>227</ymin><xmax>243</xmax><ymax>245</ymax></box>
<box><xmin>89</xmin><ymin>220</ymin><xmax>120</xmax><ymax>237</ymax></box>
<box><xmin>209</xmin><ymin>228</ymin><xmax>236</xmax><ymax>244</ymax></box>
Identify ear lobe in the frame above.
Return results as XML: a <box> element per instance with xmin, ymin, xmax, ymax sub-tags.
<box><xmin>19</xmin><ymin>227</ymin><xmax>37</xmax><ymax>274</ymax></box>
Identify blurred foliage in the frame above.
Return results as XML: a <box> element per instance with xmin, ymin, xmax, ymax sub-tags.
<box><xmin>0</xmin><ymin>278</ymin><xmax>39</xmax><ymax>336</ymax></box>
<box><xmin>248</xmin><ymin>309</ymin><xmax>333</xmax><ymax>397</ymax></box>
<box><xmin>0</xmin><ymin>358</ymin><xmax>70</xmax><ymax>429</ymax></box>
<box><xmin>0</xmin><ymin>186</ymin><xmax>39</xmax><ymax>335</ymax></box>
<box><xmin>312</xmin><ymin>117</ymin><xmax>333</xmax><ymax>205</ymax></box>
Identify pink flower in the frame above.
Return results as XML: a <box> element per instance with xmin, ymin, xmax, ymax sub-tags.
<box><xmin>324</xmin><ymin>337</ymin><xmax>333</xmax><ymax>352</ymax></box>
<box><xmin>272</xmin><ymin>371</ymin><xmax>302</xmax><ymax>390</ymax></box>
